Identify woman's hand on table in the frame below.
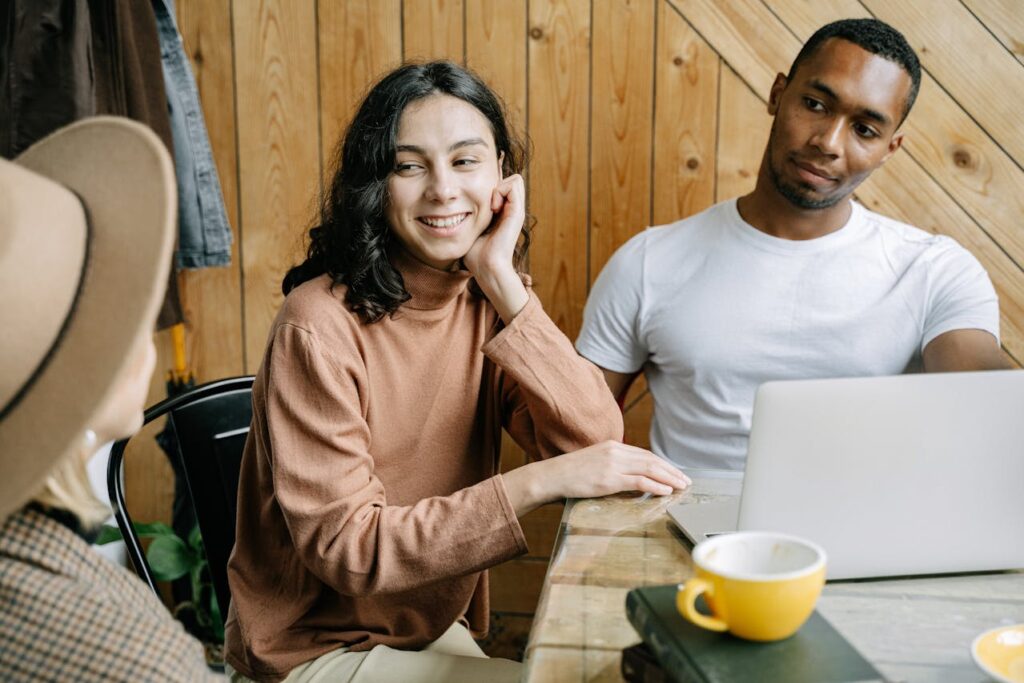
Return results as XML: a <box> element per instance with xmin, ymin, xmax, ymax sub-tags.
<box><xmin>502</xmin><ymin>441</ymin><xmax>691</xmax><ymax>517</ymax></box>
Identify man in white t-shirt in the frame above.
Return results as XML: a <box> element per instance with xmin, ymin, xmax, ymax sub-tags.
<box><xmin>576</xmin><ymin>18</ymin><xmax>1010</xmax><ymax>476</ymax></box>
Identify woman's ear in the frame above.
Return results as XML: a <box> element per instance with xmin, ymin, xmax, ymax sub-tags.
<box><xmin>498</xmin><ymin>150</ymin><xmax>505</xmax><ymax>179</ymax></box>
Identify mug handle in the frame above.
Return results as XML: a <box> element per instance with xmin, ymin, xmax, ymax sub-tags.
<box><xmin>677</xmin><ymin>578</ymin><xmax>728</xmax><ymax>632</ymax></box>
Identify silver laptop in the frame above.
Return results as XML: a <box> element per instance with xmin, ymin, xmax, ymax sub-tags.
<box><xmin>668</xmin><ymin>370</ymin><xmax>1024</xmax><ymax>580</ymax></box>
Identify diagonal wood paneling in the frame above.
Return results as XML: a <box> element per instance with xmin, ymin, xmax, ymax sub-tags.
<box><xmin>864</xmin><ymin>0</ymin><xmax>1024</xmax><ymax>168</ymax></box>
<box><xmin>961</xmin><ymin>0</ymin><xmax>1024</xmax><ymax>68</ymax></box>
<box><xmin>765</xmin><ymin>0</ymin><xmax>1024</xmax><ymax>364</ymax></box>
<box><xmin>715</xmin><ymin>64</ymin><xmax>770</xmax><ymax>202</ymax></box>
<box><xmin>673</xmin><ymin>0</ymin><xmax>1024</xmax><ymax>362</ymax></box>
<box><xmin>652</xmin><ymin>1</ymin><xmax>717</xmax><ymax>226</ymax></box>
<box><xmin>770</xmin><ymin>0</ymin><xmax>1024</xmax><ymax>273</ymax></box>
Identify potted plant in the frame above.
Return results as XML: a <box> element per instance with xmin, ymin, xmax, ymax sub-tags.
<box><xmin>97</xmin><ymin>521</ymin><xmax>223</xmax><ymax>665</ymax></box>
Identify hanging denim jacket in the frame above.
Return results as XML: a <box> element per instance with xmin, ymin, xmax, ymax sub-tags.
<box><xmin>152</xmin><ymin>0</ymin><xmax>232</xmax><ymax>269</ymax></box>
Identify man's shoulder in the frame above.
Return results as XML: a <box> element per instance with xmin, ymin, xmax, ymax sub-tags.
<box><xmin>859</xmin><ymin>203</ymin><xmax>951</xmax><ymax>246</ymax></box>
<box><xmin>618</xmin><ymin>200</ymin><xmax>732</xmax><ymax>258</ymax></box>
<box><xmin>857</xmin><ymin>202</ymin><xmax>973</xmax><ymax>263</ymax></box>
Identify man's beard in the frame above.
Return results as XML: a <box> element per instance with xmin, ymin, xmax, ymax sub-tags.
<box><xmin>766</xmin><ymin>131</ymin><xmax>846</xmax><ymax>210</ymax></box>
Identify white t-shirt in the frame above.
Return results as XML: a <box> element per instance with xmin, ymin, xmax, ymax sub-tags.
<box><xmin>576</xmin><ymin>199</ymin><xmax>1000</xmax><ymax>474</ymax></box>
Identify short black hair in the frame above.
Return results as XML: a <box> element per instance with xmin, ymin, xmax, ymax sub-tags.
<box><xmin>787</xmin><ymin>18</ymin><xmax>921</xmax><ymax>123</ymax></box>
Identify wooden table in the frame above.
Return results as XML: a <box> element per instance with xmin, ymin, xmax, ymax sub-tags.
<box><xmin>522</xmin><ymin>479</ymin><xmax>1024</xmax><ymax>682</ymax></box>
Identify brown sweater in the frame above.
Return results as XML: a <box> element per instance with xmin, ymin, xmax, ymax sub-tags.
<box><xmin>224</xmin><ymin>252</ymin><xmax>623</xmax><ymax>681</ymax></box>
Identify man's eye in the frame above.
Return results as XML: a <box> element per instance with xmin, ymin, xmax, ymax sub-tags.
<box><xmin>454</xmin><ymin>158</ymin><xmax>479</xmax><ymax>167</ymax></box>
<box><xmin>854</xmin><ymin>123</ymin><xmax>879</xmax><ymax>139</ymax></box>
<box><xmin>804</xmin><ymin>97</ymin><xmax>824</xmax><ymax>112</ymax></box>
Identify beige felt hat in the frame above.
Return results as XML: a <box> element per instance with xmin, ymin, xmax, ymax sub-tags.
<box><xmin>0</xmin><ymin>117</ymin><xmax>176</xmax><ymax>520</ymax></box>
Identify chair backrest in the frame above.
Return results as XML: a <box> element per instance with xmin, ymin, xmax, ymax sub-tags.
<box><xmin>107</xmin><ymin>376</ymin><xmax>254</xmax><ymax>621</ymax></box>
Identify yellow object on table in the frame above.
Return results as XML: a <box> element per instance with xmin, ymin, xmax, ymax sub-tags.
<box><xmin>973</xmin><ymin>624</ymin><xmax>1024</xmax><ymax>683</ymax></box>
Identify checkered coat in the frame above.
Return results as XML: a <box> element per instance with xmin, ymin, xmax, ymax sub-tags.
<box><xmin>0</xmin><ymin>507</ymin><xmax>223</xmax><ymax>682</ymax></box>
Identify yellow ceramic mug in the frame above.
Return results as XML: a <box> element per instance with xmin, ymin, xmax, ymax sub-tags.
<box><xmin>676</xmin><ymin>531</ymin><xmax>826</xmax><ymax>641</ymax></box>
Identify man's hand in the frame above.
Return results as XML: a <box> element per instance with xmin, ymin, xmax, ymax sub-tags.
<box><xmin>922</xmin><ymin>329</ymin><xmax>1013</xmax><ymax>372</ymax></box>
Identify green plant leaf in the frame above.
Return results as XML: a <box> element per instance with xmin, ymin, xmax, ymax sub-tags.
<box><xmin>146</xmin><ymin>534</ymin><xmax>197</xmax><ymax>581</ymax></box>
<box><xmin>210</xmin><ymin>591</ymin><xmax>224</xmax><ymax>643</ymax></box>
<box><xmin>132</xmin><ymin>521</ymin><xmax>177</xmax><ymax>538</ymax></box>
<box><xmin>95</xmin><ymin>525</ymin><xmax>124</xmax><ymax>545</ymax></box>
<box><xmin>188</xmin><ymin>523</ymin><xmax>204</xmax><ymax>552</ymax></box>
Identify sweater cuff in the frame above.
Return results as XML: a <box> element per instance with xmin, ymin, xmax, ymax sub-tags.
<box><xmin>481</xmin><ymin>290</ymin><xmax>543</xmax><ymax>356</ymax></box>
<box><xmin>492</xmin><ymin>475</ymin><xmax>529</xmax><ymax>556</ymax></box>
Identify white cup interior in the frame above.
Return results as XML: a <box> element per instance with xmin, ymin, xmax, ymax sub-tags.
<box><xmin>694</xmin><ymin>532</ymin><xmax>825</xmax><ymax>581</ymax></box>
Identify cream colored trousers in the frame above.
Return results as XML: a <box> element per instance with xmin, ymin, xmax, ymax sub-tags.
<box><xmin>226</xmin><ymin>623</ymin><xmax>522</xmax><ymax>683</ymax></box>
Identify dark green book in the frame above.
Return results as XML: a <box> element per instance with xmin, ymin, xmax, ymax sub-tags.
<box><xmin>625</xmin><ymin>585</ymin><xmax>884</xmax><ymax>683</ymax></box>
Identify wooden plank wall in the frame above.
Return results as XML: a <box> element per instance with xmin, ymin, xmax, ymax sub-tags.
<box><xmin>130</xmin><ymin>0</ymin><xmax>1024</xmax><ymax>658</ymax></box>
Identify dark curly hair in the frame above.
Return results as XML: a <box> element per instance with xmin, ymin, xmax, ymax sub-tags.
<box><xmin>282</xmin><ymin>61</ymin><xmax>529</xmax><ymax>323</ymax></box>
<box><xmin>788</xmin><ymin>18</ymin><xmax>921</xmax><ymax>123</ymax></box>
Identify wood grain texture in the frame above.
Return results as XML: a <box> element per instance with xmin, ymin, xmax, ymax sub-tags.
<box><xmin>175</xmin><ymin>0</ymin><xmax>245</xmax><ymax>380</ymax></box>
<box><xmin>465</xmin><ymin>0</ymin><xmax>530</xmax><ymax>525</ymax></box>
<box><xmin>622</xmin><ymin>375</ymin><xmax>652</xmax><ymax>449</ymax></box>
<box><xmin>124</xmin><ymin>0</ymin><xmax>245</xmax><ymax>570</ymax></box>
<box><xmin>234</xmin><ymin>0</ymin><xmax>321</xmax><ymax>372</ymax></box>
<box><xmin>863</xmin><ymin>0</ymin><xmax>1024</xmax><ymax>167</ymax></box>
<box><xmin>682</xmin><ymin>0</ymin><xmax>1024</xmax><ymax>361</ymax></box>
<box><xmin>489</xmin><ymin>558</ymin><xmax>549</xmax><ymax>613</ymax></box>
<box><xmin>669</xmin><ymin>0</ymin><xmax>788</xmax><ymax>95</ymax></box>
<box><xmin>653</xmin><ymin>0</ymin><xmax>718</xmax><ymax>226</ymax></box>
<box><xmin>764</xmin><ymin>0</ymin><xmax>1024</xmax><ymax>362</ymax></box>
<box><xmin>403</xmin><ymin>0</ymin><xmax>464</xmax><ymax>62</ymax></box>
<box><xmin>465</xmin><ymin>0</ymin><xmax>527</xmax><ymax>136</ymax></box>
<box><xmin>769</xmin><ymin>0</ymin><xmax>1024</xmax><ymax>272</ymax></box>
<box><xmin>527</xmin><ymin>0</ymin><xmax>591</xmax><ymax>338</ymax></box>
<box><xmin>523</xmin><ymin>503</ymin><xmax>564</xmax><ymax>558</ymax></box>
<box><xmin>318</xmin><ymin>0</ymin><xmax>402</xmax><ymax>180</ymax></box>
<box><xmin>715</xmin><ymin>65</ymin><xmax>769</xmax><ymax>201</ymax></box>
<box><xmin>525</xmin><ymin>647</ymin><xmax>624</xmax><ymax>683</ymax></box>
<box><xmin>588</xmin><ymin>0</ymin><xmax>655</xmax><ymax>281</ymax></box>
<box><xmin>961</xmin><ymin>0</ymin><xmax>1024</xmax><ymax>67</ymax></box>
<box><xmin>854</xmin><ymin>154</ymin><xmax>1024</xmax><ymax>364</ymax></box>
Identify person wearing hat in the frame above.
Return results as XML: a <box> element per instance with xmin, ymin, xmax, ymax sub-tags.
<box><xmin>0</xmin><ymin>117</ymin><xmax>223</xmax><ymax>681</ymax></box>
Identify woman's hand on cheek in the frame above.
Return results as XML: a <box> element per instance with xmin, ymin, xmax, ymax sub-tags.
<box><xmin>464</xmin><ymin>174</ymin><xmax>529</xmax><ymax>324</ymax></box>
<box><xmin>464</xmin><ymin>174</ymin><xmax>525</xmax><ymax>278</ymax></box>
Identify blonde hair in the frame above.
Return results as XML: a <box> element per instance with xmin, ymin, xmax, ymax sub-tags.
<box><xmin>32</xmin><ymin>449</ymin><xmax>111</xmax><ymax>528</ymax></box>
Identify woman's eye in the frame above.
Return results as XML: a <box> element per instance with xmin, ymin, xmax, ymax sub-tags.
<box><xmin>394</xmin><ymin>162</ymin><xmax>422</xmax><ymax>174</ymax></box>
<box><xmin>454</xmin><ymin>158</ymin><xmax>479</xmax><ymax>168</ymax></box>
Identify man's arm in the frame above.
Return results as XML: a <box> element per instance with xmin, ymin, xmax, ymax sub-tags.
<box><xmin>922</xmin><ymin>329</ymin><xmax>1013</xmax><ymax>372</ymax></box>
<box><xmin>600</xmin><ymin>367</ymin><xmax>640</xmax><ymax>408</ymax></box>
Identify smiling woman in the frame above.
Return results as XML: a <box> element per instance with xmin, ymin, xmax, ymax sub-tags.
<box><xmin>386</xmin><ymin>96</ymin><xmax>503</xmax><ymax>270</ymax></box>
<box><xmin>223</xmin><ymin>61</ymin><xmax>687</xmax><ymax>683</ymax></box>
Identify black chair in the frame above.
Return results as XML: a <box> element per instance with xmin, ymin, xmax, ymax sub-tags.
<box><xmin>107</xmin><ymin>375</ymin><xmax>254</xmax><ymax>620</ymax></box>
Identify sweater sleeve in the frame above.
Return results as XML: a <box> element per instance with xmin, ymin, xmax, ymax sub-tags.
<box><xmin>482</xmin><ymin>291</ymin><xmax>624</xmax><ymax>460</ymax></box>
<box><xmin>262</xmin><ymin>323</ymin><xmax>527</xmax><ymax>597</ymax></box>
